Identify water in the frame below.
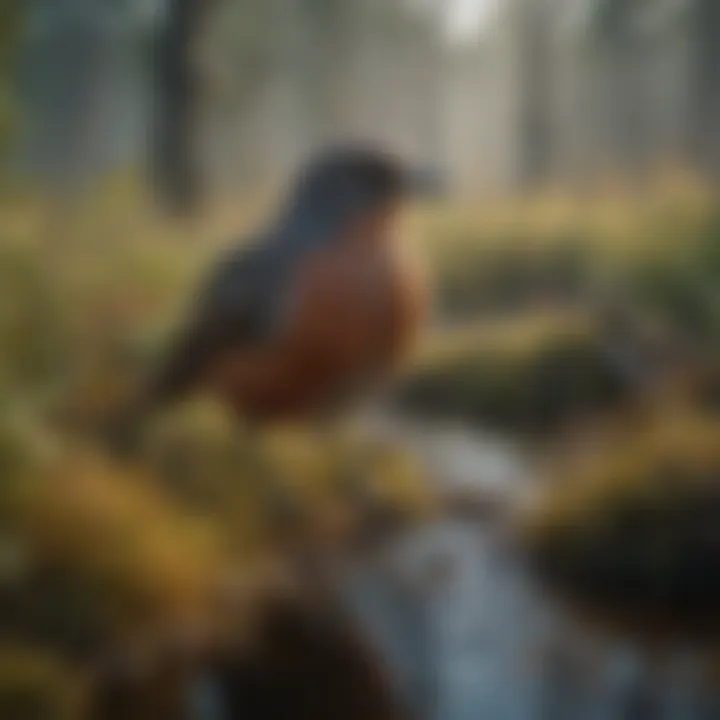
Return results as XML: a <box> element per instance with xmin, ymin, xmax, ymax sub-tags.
<box><xmin>341</xmin><ymin>420</ymin><xmax>720</xmax><ymax>720</ymax></box>
<box><xmin>189</xmin><ymin>419</ymin><xmax>720</xmax><ymax>719</ymax></box>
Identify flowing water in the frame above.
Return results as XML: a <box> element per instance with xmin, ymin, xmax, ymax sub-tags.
<box><xmin>190</xmin><ymin>420</ymin><xmax>720</xmax><ymax>719</ymax></box>
<box><xmin>340</xmin><ymin>420</ymin><xmax>720</xmax><ymax>720</ymax></box>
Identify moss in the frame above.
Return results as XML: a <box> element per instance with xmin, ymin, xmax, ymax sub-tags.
<box><xmin>0</xmin><ymin>647</ymin><xmax>85</xmax><ymax>720</ymax></box>
<box><xmin>421</xmin><ymin>181</ymin><xmax>719</xmax><ymax>348</ymax></box>
<box><xmin>0</xmin><ymin>180</ymin><xmax>717</xmax><ymax>706</ymax></box>
<box><xmin>396</xmin><ymin>315</ymin><xmax>631</xmax><ymax>436</ymax></box>
<box><xmin>522</xmin><ymin>415</ymin><xmax>720</xmax><ymax>639</ymax></box>
<box><xmin>0</xmin><ymin>439</ymin><xmax>226</xmax><ymax>654</ymax></box>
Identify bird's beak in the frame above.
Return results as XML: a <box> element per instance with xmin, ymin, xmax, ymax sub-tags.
<box><xmin>402</xmin><ymin>166</ymin><xmax>447</xmax><ymax>199</ymax></box>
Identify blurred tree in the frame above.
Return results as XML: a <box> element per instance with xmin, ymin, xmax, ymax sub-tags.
<box><xmin>512</xmin><ymin>0</ymin><xmax>557</xmax><ymax>190</ymax></box>
<box><xmin>687</xmin><ymin>0</ymin><xmax>720</xmax><ymax>178</ymax></box>
<box><xmin>590</xmin><ymin>0</ymin><xmax>658</xmax><ymax>178</ymax></box>
<box><xmin>591</xmin><ymin>0</ymin><xmax>720</xmax><ymax>179</ymax></box>
<box><xmin>198</xmin><ymin>0</ymin><xmax>444</xmax><ymax>186</ymax></box>
<box><xmin>305</xmin><ymin>0</ymin><xmax>445</xmax><ymax>164</ymax></box>
<box><xmin>21</xmin><ymin>0</ymin><xmax>152</xmax><ymax>198</ymax></box>
<box><xmin>0</xmin><ymin>0</ymin><xmax>25</xmax><ymax>167</ymax></box>
<box><xmin>153</xmin><ymin>0</ymin><xmax>216</xmax><ymax>214</ymax></box>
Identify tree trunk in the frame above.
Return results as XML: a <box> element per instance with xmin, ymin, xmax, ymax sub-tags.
<box><xmin>688</xmin><ymin>0</ymin><xmax>720</xmax><ymax>179</ymax></box>
<box><xmin>153</xmin><ymin>0</ymin><xmax>212</xmax><ymax>214</ymax></box>
<box><xmin>515</xmin><ymin>0</ymin><xmax>555</xmax><ymax>192</ymax></box>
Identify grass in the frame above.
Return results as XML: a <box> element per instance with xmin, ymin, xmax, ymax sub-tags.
<box><xmin>0</xmin><ymin>647</ymin><xmax>85</xmax><ymax>720</ymax></box>
<box><xmin>521</xmin><ymin>413</ymin><xmax>720</xmax><ymax>641</ymax></box>
<box><xmin>401</xmin><ymin>171</ymin><xmax>719</xmax><ymax>432</ymax></box>
<box><xmin>395</xmin><ymin>312</ymin><xmax>632</xmax><ymax>436</ymax></box>
<box><xmin>0</xmin><ymin>173</ymin><xmax>718</xmax><ymax>710</ymax></box>
<box><xmin>0</xmin><ymin>187</ymin><xmax>438</xmax><ymax>713</ymax></box>
<box><xmin>421</xmin><ymin>172</ymin><xmax>720</xmax><ymax>350</ymax></box>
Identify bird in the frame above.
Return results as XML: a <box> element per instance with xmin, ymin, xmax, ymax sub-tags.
<box><xmin>125</xmin><ymin>146</ymin><xmax>436</xmax><ymax>438</ymax></box>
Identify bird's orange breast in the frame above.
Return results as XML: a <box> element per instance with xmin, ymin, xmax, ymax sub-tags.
<box><xmin>210</xmin><ymin>234</ymin><xmax>428</xmax><ymax>421</ymax></box>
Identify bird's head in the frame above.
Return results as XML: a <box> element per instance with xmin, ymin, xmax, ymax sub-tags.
<box><xmin>280</xmin><ymin>146</ymin><xmax>443</xmax><ymax>245</ymax></box>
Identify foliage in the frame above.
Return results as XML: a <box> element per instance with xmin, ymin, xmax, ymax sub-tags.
<box><xmin>0</xmin><ymin>647</ymin><xmax>85</xmax><ymax>720</ymax></box>
<box><xmin>0</xmin><ymin>187</ymin><xmax>433</xmax><ymax>713</ymax></box>
<box><xmin>628</xmin><ymin>210</ymin><xmax>720</xmax><ymax>350</ymax></box>
<box><xmin>0</xmin><ymin>178</ymin><xmax>718</xmax><ymax>710</ymax></box>
<box><xmin>396</xmin><ymin>314</ymin><xmax>631</xmax><ymax>436</ymax></box>
<box><xmin>422</xmin><ymin>174</ymin><xmax>719</xmax><ymax>347</ymax></box>
<box><xmin>0</xmin><ymin>418</ymin><xmax>225</xmax><ymax>655</ymax></box>
<box><xmin>522</xmin><ymin>414</ymin><xmax>720</xmax><ymax>639</ymax></box>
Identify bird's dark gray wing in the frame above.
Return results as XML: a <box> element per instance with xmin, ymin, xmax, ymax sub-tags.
<box><xmin>144</xmin><ymin>238</ymin><xmax>286</xmax><ymax>406</ymax></box>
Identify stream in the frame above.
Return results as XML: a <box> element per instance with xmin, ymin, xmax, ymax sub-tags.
<box><xmin>339</xmin><ymin>420</ymin><xmax>720</xmax><ymax>720</ymax></box>
<box><xmin>188</xmin><ymin>420</ymin><xmax>720</xmax><ymax>720</ymax></box>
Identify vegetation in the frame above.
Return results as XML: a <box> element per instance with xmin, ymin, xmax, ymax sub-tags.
<box><xmin>421</xmin><ymin>174</ymin><xmax>718</xmax><ymax>335</ymax></box>
<box><xmin>522</xmin><ymin>414</ymin><xmax>720</xmax><ymax>640</ymax></box>
<box><xmin>0</xmin><ymin>647</ymin><xmax>84</xmax><ymax>720</ymax></box>
<box><xmin>0</xmin><ymin>173</ymin><xmax>717</xmax><ymax>710</ymax></box>
<box><xmin>0</xmin><ymin>189</ymin><xmax>436</xmax><ymax>715</ymax></box>
<box><xmin>4</xmin><ymin>0</ymin><xmax>720</xmax><ymax>713</ymax></box>
<box><xmin>399</xmin><ymin>174</ymin><xmax>719</xmax><ymax>434</ymax></box>
<box><xmin>396</xmin><ymin>313</ymin><xmax>631</xmax><ymax>436</ymax></box>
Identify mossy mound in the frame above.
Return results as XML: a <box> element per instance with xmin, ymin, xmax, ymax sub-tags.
<box><xmin>396</xmin><ymin>315</ymin><xmax>631</xmax><ymax>436</ymax></box>
<box><xmin>522</xmin><ymin>415</ymin><xmax>720</xmax><ymax>639</ymax></box>
<box><xmin>0</xmin><ymin>424</ymin><xmax>226</xmax><ymax>658</ymax></box>
<box><xmin>0</xmin><ymin>647</ymin><xmax>85</xmax><ymax>720</ymax></box>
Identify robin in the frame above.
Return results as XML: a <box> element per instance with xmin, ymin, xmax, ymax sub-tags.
<box><xmin>134</xmin><ymin>147</ymin><xmax>437</xmax><ymax>430</ymax></box>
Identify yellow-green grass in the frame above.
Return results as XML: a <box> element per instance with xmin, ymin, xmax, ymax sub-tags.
<box><xmin>0</xmin><ymin>186</ymin><xmax>435</xmax><ymax>689</ymax></box>
<box><xmin>521</xmin><ymin>413</ymin><xmax>720</xmax><ymax>641</ymax></box>
<box><xmin>0</xmin><ymin>176</ymin><xmax>717</xmax><ymax>691</ymax></box>
<box><xmin>0</xmin><ymin>411</ymin><xmax>434</xmax><ymax>688</ymax></box>
<box><xmin>396</xmin><ymin>312</ymin><xmax>632</xmax><ymax>435</ymax></box>
<box><xmin>0</xmin><ymin>647</ymin><xmax>86</xmax><ymax>720</ymax></box>
<box><xmin>417</xmin><ymin>173</ymin><xmax>720</xmax><ymax>343</ymax></box>
<box><xmin>0</xmin><ymin>416</ymin><xmax>228</xmax><ymax>644</ymax></box>
<box><xmin>417</xmin><ymin>169</ymin><xmax>713</xmax><ymax>268</ymax></box>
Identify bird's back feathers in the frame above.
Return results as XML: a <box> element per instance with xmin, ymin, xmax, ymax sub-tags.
<box><xmin>145</xmin><ymin>237</ymin><xmax>288</xmax><ymax>408</ymax></box>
